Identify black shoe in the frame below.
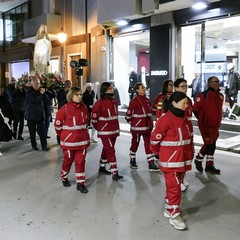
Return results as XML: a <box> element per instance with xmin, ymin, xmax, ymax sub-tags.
<box><xmin>17</xmin><ymin>135</ymin><xmax>24</xmax><ymax>140</ymax></box>
<box><xmin>42</xmin><ymin>147</ymin><xmax>50</xmax><ymax>151</ymax></box>
<box><xmin>148</xmin><ymin>163</ymin><xmax>160</xmax><ymax>172</ymax></box>
<box><xmin>12</xmin><ymin>132</ymin><xmax>17</xmax><ymax>139</ymax></box>
<box><xmin>112</xmin><ymin>173</ymin><xmax>123</xmax><ymax>181</ymax></box>
<box><xmin>205</xmin><ymin>165</ymin><xmax>221</xmax><ymax>175</ymax></box>
<box><xmin>46</xmin><ymin>135</ymin><xmax>51</xmax><ymax>139</ymax></box>
<box><xmin>99</xmin><ymin>166</ymin><xmax>111</xmax><ymax>175</ymax></box>
<box><xmin>32</xmin><ymin>146</ymin><xmax>39</xmax><ymax>151</ymax></box>
<box><xmin>130</xmin><ymin>159</ymin><xmax>138</xmax><ymax>169</ymax></box>
<box><xmin>76</xmin><ymin>184</ymin><xmax>88</xmax><ymax>193</ymax></box>
<box><xmin>194</xmin><ymin>160</ymin><xmax>203</xmax><ymax>173</ymax></box>
<box><xmin>62</xmin><ymin>179</ymin><xmax>71</xmax><ymax>187</ymax></box>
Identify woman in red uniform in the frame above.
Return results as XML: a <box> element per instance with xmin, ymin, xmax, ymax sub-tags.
<box><xmin>91</xmin><ymin>82</ymin><xmax>123</xmax><ymax>181</ymax></box>
<box><xmin>150</xmin><ymin>92</ymin><xmax>194</xmax><ymax>230</ymax></box>
<box><xmin>125</xmin><ymin>83</ymin><xmax>159</xmax><ymax>171</ymax></box>
<box><xmin>54</xmin><ymin>87</ymin><xmax>90</xmax><ymax>193</ymax></box>
<box><xmin>152</xmin><ymin>79</ymin><xmax>173</xmax><ymax>120</ymax></box>
<box><xmin>173</xmin><ymin>78</ymin><xmax>194</xmax><ymax>192</ymax></box>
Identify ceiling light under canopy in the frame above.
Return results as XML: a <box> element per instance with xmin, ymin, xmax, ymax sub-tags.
<box><xmin>192</xmin><ymin>0</ymin><xmax>209</xmax><ymax>10</ymax></box>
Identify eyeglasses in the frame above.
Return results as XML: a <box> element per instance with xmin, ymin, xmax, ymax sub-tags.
<box><xmin>74</xmin><ymin>93</ymin><xmax>83</xmax><ymax>96</ymax></box>
<box><xmin>179</xmin><ymin>85</ymin><xmax>187</xmax><ymax>89</ymax></box>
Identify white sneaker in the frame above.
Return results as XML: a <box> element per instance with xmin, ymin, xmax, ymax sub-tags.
<box><xmin>169</xmin><ymin>215</ymin><xmax>186</xmax><ymax>230</ymax></box>
<box><xmin>183</xmin><ymin>179</ymin><xmax>189</xmax><ymax>187</ymax></box>
<box><xmin>163</xmin><ymin>209</ymin><xmax>171</xmax><ymax>218</ymax></box>
<box><xmin>0</xmin><ymin>151</ymin><xmax>3</xmax><ymax>157</ymax></box>
<box><xmin>181</xmin><ymin>183</ymin><xmax>187</xmax><ymax>192</ymax></box>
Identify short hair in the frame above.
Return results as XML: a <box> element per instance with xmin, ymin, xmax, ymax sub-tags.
<box><xmin>207</xmin><ymin>76</ymin><xmax>217</xmax><ymax>84</ymax></box>
<box><xmin>66</xmin><ymin>86</ymin><xmax>81</xmax><ymax>102</ymax></box>
<box><xmin>100</xmin><ymin>82</ymin><xmax>112</xmax><ymax>98</ymax></box>
<box><xmin>162</xmin><ymin>79</ymin><xmax>173</xmax><ymax>94</ymax></box>
<box><xmin>174</xmin><ymin>78</ymin><xmax>187</xmax><ymax>88</ymax></box>
<box><xmin>134</xmin><ymin>82</ymin><xmax>143</xmax><ymax>92</ymax></box>
<box><xmin>65</xmin><ymin>80</ymin><xmax>72</xmax><ymax>86</ymax></box>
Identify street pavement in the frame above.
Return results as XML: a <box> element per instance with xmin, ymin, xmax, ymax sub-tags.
<box><xmin>0</xmin><ymin>125</ymin><xmax>240</xmax><ymax>240</ymax></box>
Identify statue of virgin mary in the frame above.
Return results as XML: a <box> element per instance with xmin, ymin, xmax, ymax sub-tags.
<box><xmin>33</xmin><ymin>24</ymin><xmax>52</xmax><ymax>74</ymax></box>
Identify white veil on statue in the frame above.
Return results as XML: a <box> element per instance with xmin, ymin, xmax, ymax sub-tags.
<box><xmin>33</xmin><ymin>24</ymin><xmax>52</xmax><ymax>74</ymax></box>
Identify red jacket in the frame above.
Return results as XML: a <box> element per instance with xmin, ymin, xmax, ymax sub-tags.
<box><xmin>54</xmin><ymin>102</ymin><xmax>90</xmax><ymax>150</ymax></box>
<box><xmin>125</xmin><ymin>95</ymin><xmax>153</xmax><ymax>133</ymax></box>
<box><xmin>152</xmin><ymin>92</ymin><xmax>171</xmax><ymax>119</ymax></box>
<box><xmin>193</xmin><ymin>88</ymin><xmax>223</xmax><ymax>129</ymax></box>
<box><xmin>92</xmin><ymin>97</ymin><xmax>120</xmax><ymax>138</ymax></box>
<box><xmin>185</xmin><ymin>97</ymin><xmax>193</xmax><ymax>119</ymax></box>
<box><xmin>150</xmin><ymin>111</ymin><xmax>193</xmax><ymax>172</ymax></box>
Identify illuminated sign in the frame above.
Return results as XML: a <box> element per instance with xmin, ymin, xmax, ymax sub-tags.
<box><xmin>151</xmin><ymin>70</ymin><xmax>168</xmax><ymax>76</ymax></box>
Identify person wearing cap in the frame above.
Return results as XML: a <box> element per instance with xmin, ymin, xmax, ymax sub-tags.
<box><xmin>150</xmin><ymin>92</ymin><xmax>193</xmax><ymax>230</ymax></box>
<box><xmin>193</xmin><ymin>76</ymin><xmax>223</xmax><ymax>175</ymax></box>
<box><xmin>82</xmin><ymin>82</ymin><xmax>98</xmax><ymax>142</ymax></box>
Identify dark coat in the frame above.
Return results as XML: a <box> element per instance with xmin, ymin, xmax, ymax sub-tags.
<box><xmin>11</xmin><ymin>89</ymin><xmax>26</xmax><ymax>113</ymax></box>
<box><xmin>0</xmin><ymin>96</ymin><xmax>13</xmax><ymax>142</ymax></box>
<box><xmin>25</xmin><ymin>87</ymin><xmax>46</xmax><ymax>122</ymax></box>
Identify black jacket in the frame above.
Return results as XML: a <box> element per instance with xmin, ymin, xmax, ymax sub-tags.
<box><xmin>25</xmin><ymin>87</ymin><xmax>46</xmax><ymax>121</ymax></box>
<box><xmin>0</xmin><ymin>96</ymin><xmax>13</xmax><ymax>141</ymax></box>
<box><xmin>11</xmin><ymin>89</ymin><xmax>26</xmax><ymax>113</ymax></box>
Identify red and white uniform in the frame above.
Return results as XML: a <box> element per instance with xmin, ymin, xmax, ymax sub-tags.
<box><xmin>152</xmin><ymin>92</ymin><xmax>171</xmax><ymax>119</ymax></box>
<box><xmin>150</xmin><ymin>111</ymin><xmax>193</xmax><ymax>217</ymax></box>
<box><xmin>92</xmin><ymin>97</ymin><xmax>120</xmax><ymax>174</ymax></box>
<box><xmin>125</xmin><ymin>95</ymin><xmax>155</xmax><ymax>163</ymax></box>
<box><xmin>55</xmin><ymin>102</ymin><xmax>90</xmax><ymax>184</ymax></box>
<box><xmin>193</xmin><ymin>88</ymin><xmax>223</xmax><ymax>165</ymax></box>
<box><xmin>185</xmin><ymin>97</ymin><xmax>193</xmax><ymax>119</ymax></box>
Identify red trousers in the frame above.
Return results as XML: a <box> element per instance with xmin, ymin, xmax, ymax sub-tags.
<box><xmin>61</xmin><ymin>149</ymin><xmax>87</xmax><ymax>184</ymax></box>
<box><xmin>164</xmin><ymin>171</ymin><xmax>184</xmax><ymax>218</ymax></box>
<box><xmin>199</xmin><ymin>126</ymin><xmax>219</xmax><ymax>166</ymax></box>
<box><xmin>100</xmin><ymin>137</ymin><xmax>118</xmax><ymax>174</ymax></box>
<box><xmin>130</xmin><ymin>132</ymin><xmax>154</xmax><ymax>163</ymax></box>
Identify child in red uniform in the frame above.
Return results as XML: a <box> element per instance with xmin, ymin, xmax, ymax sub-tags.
<box><xmin>55</xmin><ymin>87</ymin><xmax>90</xmax><ymax>193</ymax></box>
<box><xmin>151</xmin><ymin>92</ymin><xmax>194</xmax><ymax>230</ymax></box>
<box><xmin>125</xmin><ymin>83</ymin><xmax>159</xmax><ymax>171</ymax></box>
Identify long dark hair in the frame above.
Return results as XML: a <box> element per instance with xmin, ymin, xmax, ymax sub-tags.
<box><xmin>162</xmin><ymin>79</ymin><xmax>173</xmax><ymax>95</ymax></box>
<box><xmin>100</xmin><ymin>82</ymin><xmax>112</xmax><ymax>98</ymax></box>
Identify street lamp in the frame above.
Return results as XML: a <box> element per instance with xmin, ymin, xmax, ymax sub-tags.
<box><xmin>57</xmin><ymin>29</ymin><xmax>67</xmax><ymax>78</ymax></box>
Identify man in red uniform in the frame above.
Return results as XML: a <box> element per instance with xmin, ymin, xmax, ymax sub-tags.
<box><xmin>125</xmin><ymin>83</ymin><xmax>159</xmax><ymax>171</ymax></box>
<box><xmin>193</xmin><ymin>76</ymin><xmax>223</xmax><ymax>174</ymax></box>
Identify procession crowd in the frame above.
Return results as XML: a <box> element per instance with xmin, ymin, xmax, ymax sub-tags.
<box><xmin>0</xmin><ymin>75</ymin><xmax>223</xmax><ymax>231</ymax></box>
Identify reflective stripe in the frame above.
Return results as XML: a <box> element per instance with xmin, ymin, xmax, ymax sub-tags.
<box><xmin>160</xmin><ymin>160</ymin><xmax>192</xmax><ymax>168</ymax></box>
<box><xmin>98</xmin><ymin>130</ymin><xmax>120</xmax><ymax>135</ymax></box>
<box><xmin>62</xmin><ymin>125</ymin><xmax>87</xmax><ymax>130</ymax></box>
<box><xmin>132</xmin><ymin>113</ymin><xmax>148</xmax><ymax>118</ymax></box>
<box><xmin>60</xmin><ymin>140</ymin><xmax>90</xmax><ymax>147</ymax></box>
<box><xmin>99</xmin><ymin>116</ymin><xmax>118</xmax><ymax>121</ymax></box>
<box><xmin>160</xmin><ymin>139</ymin><xmax>191</xmax><ymax>146</ymax></box>
<box><xmin>151</xmin><ymin>140</ymin><xmax>160</xmax><ymax>145</ymax></box>
<box><xmin>131</xmin><ymin>126</ymin><xmax>149</xmax><ymax>131</ymax></box>
<box><xmin>55</xmin><ymin>127</ymin><xmax>62</xmax><ymax>130</ymax></box>
<box><xmin>92</xmin><ymin>120</ymin><xmax>98</xmax><ymax>123</ymax></box>
<box><xmin>76</xmin><ymin>179</ymin><xmax>85</xmax><ymax>183</ymax></box>
<box><xmin>76</xmin><ymin>173</ymin><xmax>86</xmax><ymax>177</ymax></box>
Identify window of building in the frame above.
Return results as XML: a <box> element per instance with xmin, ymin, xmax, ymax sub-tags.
<box><xmin>1</xmin><ymin>2</ymin><xmax>29</xmax><ymax>50</ymax></box>
<box><xmin>181</xmin><ymin>15</ymin><xmax>240</xmax><ymax>102</ymax></box>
